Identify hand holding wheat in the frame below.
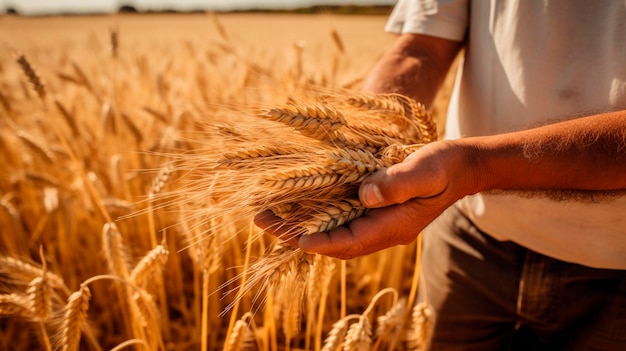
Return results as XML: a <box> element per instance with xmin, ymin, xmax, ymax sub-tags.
<box><xmin>168</xmin><ymin>90</ymin><xmax>437</xmax><ymax>247</ymax></box>
<box><xmin>259</xmin><ymin>140</ymin><xmax>478</xmax><ymax>259</ymax></box>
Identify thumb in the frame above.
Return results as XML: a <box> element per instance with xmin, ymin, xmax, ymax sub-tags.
<box><xmin>358</xmin><ymin>165</ymin><xmax>413</xmax><ymax>208</ymax></box>
<box><xmin>359</xmin><ymin>145</ymin><xmax>447</xmax><ymax>208</ymax></box>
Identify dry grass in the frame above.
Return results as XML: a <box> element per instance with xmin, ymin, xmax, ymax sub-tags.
<box><xmin>0</xmin><ymin>12</ymin><xmax>457</xmax><ymax>351</ymax></box>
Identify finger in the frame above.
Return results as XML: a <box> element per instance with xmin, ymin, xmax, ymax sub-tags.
<box><xmin>253</xmin><ymin>210</ymin><xmax>300</xmax><ymax>247</ymax></box>
<box><xmin>298</xmin><ymin>202</ymin><xmax>425</xmax><ymax>259</ymax></box>
<box><xmin>360</xmin><ymin>144</ymin><xmax>446</xmax><ymax>208</ymax></box>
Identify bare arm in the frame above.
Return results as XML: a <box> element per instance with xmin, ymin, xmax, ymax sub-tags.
<box><xmin>362</xmin><ymin>33</ymin><xmax>463</xmax><ymax>106</ymax></box>
<box><xmin>297</xmin><ymin>110</ymin><xmax>626</xmax><ymax>259</ymax></box>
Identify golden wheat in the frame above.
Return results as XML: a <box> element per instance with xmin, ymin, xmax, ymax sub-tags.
<box><xmin>0</xmin><ymin>13</ymin><xmax>453</xmax><ymax>351</ymax></box>
<box><xmin>404</xmin><ymin>302</ymin><xmax>435</xmax><ymax>351</ymax></box>
<box><xmin>16</xmin><ymin>53</ymin><xmax>47</xmax><ymax>101</ymax></box>
<box><xmin>59</xmin><ymin>285</ymin><xmax>91</xmax><ymax>351</ymax></box>
<box><xmin>102</xmin><ymin>222</ymin><xmax>130</xmax><ymax>279</ymax></box>
<box><xmin>343</xmin><ymin>316</ymin><xmax>372</xmax><ymax>351</ymax></box>
<box><xmin>0</xmin><ymin>293</ymin><xmax>34</xmax><ymax>318</ymax></box>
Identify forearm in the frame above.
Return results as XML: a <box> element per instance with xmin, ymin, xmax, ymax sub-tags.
<box><xmin>460</xmin><ymin>110</ymin><xmax>626</xmax><ymax>196</ymax></box>
<box><xmin>362</xmin><ymin>34</ymin><xmax>462</xmax><ymax>107</ymax></box>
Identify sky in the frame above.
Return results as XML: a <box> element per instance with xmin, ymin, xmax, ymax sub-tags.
<box><xmin>2</xmin><ymin>0</ymin><xmax>397</xmax><ymax>15</ymax></box>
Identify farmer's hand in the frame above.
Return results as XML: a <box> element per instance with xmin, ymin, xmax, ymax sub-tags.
<box><xmin>256</xmin><ymin>141</ymin><xmax>481</xmax><ymax>259</ymax></box>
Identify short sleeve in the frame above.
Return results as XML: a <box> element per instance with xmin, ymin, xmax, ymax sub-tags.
<box><xmin>385</xmin><ymin>0</ymin><xmax>469</xmax><ymax>41</ymax></box>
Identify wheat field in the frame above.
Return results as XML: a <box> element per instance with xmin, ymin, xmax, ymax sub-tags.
<box><xmin>0</xmin><ymin>12</ymin><xmax>456</xmax><ymax>351</ymax></box>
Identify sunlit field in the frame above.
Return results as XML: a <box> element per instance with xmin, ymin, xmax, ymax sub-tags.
<box><xmin>0</xmin><ymin>12</ymin><xmax>456</xmax><ymax>351</ymax></box>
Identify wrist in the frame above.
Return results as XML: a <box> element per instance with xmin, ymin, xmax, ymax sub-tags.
<box><xmin>438</xmin><ymin>138</ymin><xmax>490</xmax><ymax>198</ymax></box>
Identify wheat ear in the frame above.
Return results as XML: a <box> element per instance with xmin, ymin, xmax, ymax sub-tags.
<box><xmin>102</xmin><ymin>222</ymin><xmax>130</xmax><ymax>278</ymax></box>
<box><xmin>17</xmin><ymin>130</ymin><xmax>57</xmax><ymax>164</ymax></box>
<box><xmin>59</xmin><ymin>285</ymin><xmax>91</xmax><ymax>351</ymax></box>
<box><xmin>404</xmin><ymin>302</ymin><xmax>435</xmax><ymax>351</ymax></box>
<box><xmin>375</xmin><ymin>297</ymin><xmax>407</xmax><ymax>350</ymax></box>
<box><xmin>0</xmin><ymin>293</ymin><xmax>33</xmax><ymax>318</ymax></box>
<box><xmin>27</xmin><ymin>275</ymin><xmax>51</xmax><ymax>322</ymax></box>
<box><xmin>110</xmin><ymin>27</ymin><xmax>119</xmax><ymax>58</ymax></box>
<box><xmin>16</xmin><ymin>53</ymin><xmax>47</xmax><ymax>101</ymax></box>
<box><xmin>342</xmin><ymin>316</ymin><xmax>372</xmax><ymax>351</ymax></box>
<box><xmin>225</xmin><ymin>316</ymin><xmax>253</xmax><ymax>351</ymax></box>
<box><xmin>0</xmin><ymin>256</ymin><xmax>66</xmax><ymax>291</ymax></box>
<box><xmin>129</xmin><ymin>243</ymin><xmax>169</xmax><ymax>289</ymax></box>
<box><xmin>330</xmin><ymin>26</ymin><xmax>345</xmax><ymax>53</ymax></box>
<box><xmin>321</xmin><ymin>317</ymin><xmax>352</xmax><ymax>351</ymax></box>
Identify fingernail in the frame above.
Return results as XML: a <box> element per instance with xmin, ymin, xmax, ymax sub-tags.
<box><xmin>298</xmin><ymin>235</ymin><xmax>315</xmax><ymax>253</ymax></box>
<box><xmin>361</xmin><ymin>183</ymin><xmax>383</xmax><ymax>207</ymax></box>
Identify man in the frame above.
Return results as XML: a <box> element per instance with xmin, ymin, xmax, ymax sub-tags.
<box><xmin>259</xmin><ymin>1</ymin><xmax>626</xmax><ymax>349</ymax></box>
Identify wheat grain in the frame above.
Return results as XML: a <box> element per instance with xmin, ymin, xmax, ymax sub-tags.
<box><xmin>70</xmin><ymin>61</ymin><xmax>98</xmax><ymax>101</ymax></box>
<box><xmin>193</xmin><ymin>224</ymin><xmax>223</xmax><ymax>274</ymax></box>
<box><xmin>130</xmin><ymin>289</ymin><xmax>154</xmax><ymax>329</ymax></box>
<box><xmin>342</xmin><ymin>316</ymin><xmax>372</xmax><ymax>351</ymax></box>
<box><xmin>16</xmin><ymin>53</ymin><xmax>47</xmax><ymax>101</ymax></box>
<box><xmin>280</xmin><ymin>258</ymin><xmax>309</xmax><ymax>341</ymax></box>
<box><xmin>322</xmin><ymin>317</ymin><xmax>350</xmax><ymax>351</ymax></box>
<box><xmin>129</xmin><ymin>244</ymin><xmax>169</xmax><ymax>288</ymax></box>
<box><xmin>298</xmin><ymin>199</ymin><xmax>367</xmax><ymax>235</ymax></box>
<box><xmin>0</xmin><ymin>256</ymin><xmax>66</xmax><ymax>291</ymax></box>
<box><xmin>110</xmin><ymin>27</ymin><xmax>119</xmax><ymax>58</ymax></box>
<box><xmin>306</xmin><ymin>254</ymin><xmax>335</xmax><ymax>315</ymax></box>
<box><xmin>102</xmin><ymin>222</ymin><xmax>130</xmax><ymax>279</ymax></box>
<box><xmin>24</xmin><ymin>171</ymin><xmax>62</xmax><ymax>188</ymax></box>
<box><xmin>53</xmin><ymin>98</ymin><xmax>80</xmax><ymax>137</ymax></box>
<box><xmin>27</xmin><ymin>275</ymin><xmax>52</xmax><ymax>321</ymax></box>
<box><xmin>119</xmin><ymin>111</ymin><xmax>144</xmax><ymax>143</ymax></box>
<box><xmin>404</xmin><ymin>302</ymin><xmax>434</xmax><ymax>351</ymax></box>
<box><xmin>149</xmin><ymin>164</ymin><xmax>174</xmax><ymax>199</ymax></box>
<box><xmin>16</xmin><ymin>130</ymin><xmax>56</xmax><ymax>164</ymax></box>
<box><xmin>330</xmin><ymin>27</ymin><xmax>345</xmax><ymax>54</ymax></box>
<box><xmin>261</xmin><ymin>104</ymin><xmax>346</xmax><ymax>141</ymax></box>
<box><xmin>0</xmin><ymin>293</ymin><xmax>33</xmax><ymax>318</ymax></box>
<box><xmin>209</xmin><ymin>12</ymin><xmax>229</xmax><ymax>41</ymax></box>
<box><xmin>225</xmin><ymin>318</ymin><xmax>252</xmax><ymax>351</ymax></box>
<box><xmin>375</xmin><ymin>297</ymin><xmax>406</xmax><ymax>341</ymax></box>
<box><xmin>59</xmin><ymin>285</ymin><xmax>91</xmax><ymax>351</ymax></box>
<box><xmin>102</xmin><ymin>197</ymin><xmax>135</xmax><ymax>217</ymax></box>
<box><xmin>0</xmin><ymin>88</ymin><xmax>12</xmax><ymax>113</ymax></box>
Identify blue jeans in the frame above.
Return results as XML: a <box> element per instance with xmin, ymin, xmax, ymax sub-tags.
<box><xmin>421</xmin><ymin>204</ymin><xmax>626</xmax><ymax>350</ymax></box>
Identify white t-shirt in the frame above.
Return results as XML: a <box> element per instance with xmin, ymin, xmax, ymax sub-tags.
<box><xmin>386</xmin><ymin>0</ymin><xmax>626</xmax><ymax>269</ymax></box>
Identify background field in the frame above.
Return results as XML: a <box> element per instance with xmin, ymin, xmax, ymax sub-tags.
<box><xmin>0</xmin><ymin>13</ymin><xmax>456</xmax><ymax>351</ymax></box>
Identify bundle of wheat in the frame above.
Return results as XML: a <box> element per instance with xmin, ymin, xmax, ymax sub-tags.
<box><xmin>167</xmin><ymin>90</ymin><xmax>436</xmax><ymax>247</ymax></box>
<box><xmin>151</xmin><ymin>89</ymin><xmax>438</xmax><ymax>345</ymax></box>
